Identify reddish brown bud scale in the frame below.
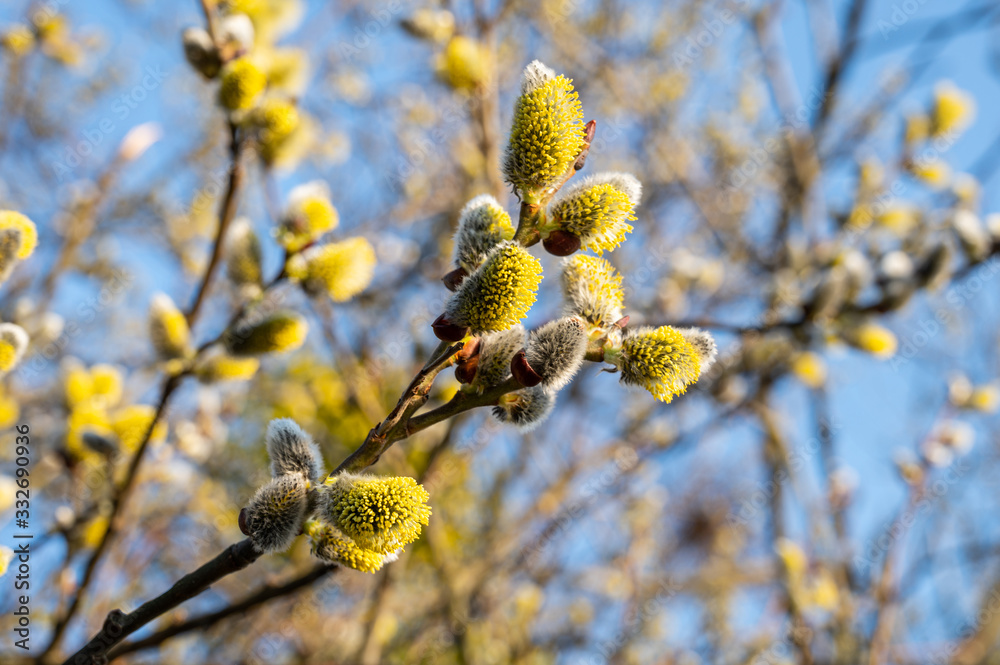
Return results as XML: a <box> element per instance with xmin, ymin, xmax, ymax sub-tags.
<box><xmin>614</xmin><ymin>315</ymin><xmax>630</xmax><ymax>329</ymax></box>
<box><xmin>238</xmin><ymin>508</ymin><xmax>250</xmax><ymax>536</ymax></box>
<box><xmin>574</xmin><ymin>120</ymin><xmax>597</xmax><ymax>171</ymax></box>
<box><xmin>510</xmin><ymin>349</ymin><xmax>543</xmax><ymax>387</ymax></box>
<box><xmin>543</xmin><ymin>229</ymin><xmax>582</xmax><ymax>256</ymax></box>
<box><xmin>442</xmin><ymin>267</ymin><xmax>468</xmax><ymax>292</ymax></box>
<box><xmin>432</xmin><ymin>314</ymin><xmax>469</xmax><ymax>342</ymax></box>
<box><xmin>455</xmin><ymin>355</ymin><xmax>479</xmax><ymax>383</ymax></box>
<box><xmin>456</xmin><ymin>336</ymin><xmax>481</xmax><ymax>362</ymax></box>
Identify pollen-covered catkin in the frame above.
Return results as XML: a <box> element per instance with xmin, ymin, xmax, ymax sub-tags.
<box><xmin>524</xmin><ymin>317</ymin><xmax>588</xmax><ymax>390</ymax></box>
<box><xmin>492</xmin><ymin>385</ymin><xmax>555</xmax><ymax>431</ymax></box>
<box><xmin>308</xmin><ymin>521</ymin><xmax>388</xmax><ymax>573</ymax></box>
<box><xmin>276</xmin><ymin>181</ymin><xmax>339</xmax><ymax>251</ymax></box>
<box><xmin>224</xmin><ymin>310</ymin><xmax>308</xmax><ymax>356</ymax></box>
<box><xmin>286</xmin><ymin>237</ymin><xmax>376</xmax><ymax>302</ymax></box>
<box><xmin>324</xmin><ymin>473</ymin><xmax>431</xmax><ymax>555</ymax></box>
<box><xmin>0</xmin><ymin>229</ymin><xmax>22</xmax><ymax>284</ymax></box>
<box><xmin>194</xmin><ymin>354</ymin><xmax>260</xmax><ymax>383</ymax></box>
<box><xmin>0</xmin><ymin>211</ymin><xmax>37</xmax><ymax>260</ymax></box>
<box><xmin>560</xmin><ymin>255</ymin><xmax>625</xmax><ymax>328</ymax></box>
<box><xmin>473</xmin><ymin>325</ymin><xmax>525</xmax><ymax>389</ymax></box>
<box><xmin>0</xmin><ymin>323</ymin><xmax>29</xmax><ymax>373</ymax></box>
<box><xmin>148</xmin><ymin>293</ymin><xmax>192</xmax><ymax>360</ymax></box>
<box><xmin>547</xmin><ymin>173</ymin><xmax>641</xmax><ymax>254</ymax></box>
<box><xmin>502</xmin><ymin>60</ymin><xmax>587</xmax><ymax>198</ymax></box>
<box><xmin>676</xmin><ymin>327</ymin><xmax>718</xmax><ymax>374</ymax></box>
<box><xmin>613</xmin><ymin>325</ymin><xmax>704</xmax><ymax>403</ymax></box>
<box><xmin>452</xmin><ymin>194</ymin><xmax>515</xmax><ymax>273</ymax></box>
<box><xmin>266</xmin><ymin>418</ymin><xmax>324</xmax><ymax>482</ymax></box>
<box><xmin>244</xmin><ymin>474</ymin><xmax>309</xmax><ymax>553</ymax></box>
<box><xmin>219</xmin><ymin>57</ymin><xmax>267</xmax><ymax>111</ymax></box>
<box><xmin>445</xmin><ymin>241</ymin><xmax>542</xmax><ymax>333</ymax></box>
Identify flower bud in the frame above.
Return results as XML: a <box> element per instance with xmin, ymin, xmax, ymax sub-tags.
<box><xmin>219</xmin><ymin>57</ymin><xmax>267</xmax><ymax>111</ymax></box>
<box><xmin>953</xmin><ymin>210</ymin><xmax>990</xmax><ymax>262</ymax></box>
<box><xmin>224</xmin><ymin>310</ymin><xmax>308</xmax><ymax>356</ymax></box>
<box><xmin>452</xmin><ymin>194</ymin><xmax>515</xmax><ymax>274</ymax></box>
<box><xmin>148</xmin><ymin>293</ymin><xmax>192</xmax><ymax>361</ymax></box>
<box><xmin>324</xmin><ymin>473</ymin><xmax>431</xmax><ymax>555</ymax></box>
<box><xmin>117</xmin><ymin>122</ymin><xmax>162</xmax><ymax>162</ymax></box>
<box><xmin>608</xmin><ymin>325</ymin><xmax>704</xmax><ymax>403</ymax></box>
<box><xmin>227</xmin><ymin>218</ymin><xmax>263</xmax><ymax>292</ymax></box>
<box><xmin>307</xmin><ymin>521</ymin><xmax>390</xmax><ymax>573</ymax></box>
<box><xmin>473</xmin><ymin>325</ymin><xmax>524</xmax><ymax>389</ymax></box>
<box><xmin>266</xmin><ymin>418</ymin><xmax>324</xmax><ymax>482</ymax></box>
<box><xmin>0</xmin><ymin>229</ymin><xmax>22</xmax><ymax>284</ymax></box>
<box><xmin>510</xmin><ymin>349</ymin><xmax>542</xmax><ymax>387</ymax></box>
<box><xmin>401</xmin><ymin>9</ymin><xmax>455</xmax><ymax>43</ymax></box>
<box><xmin>442</xmin><ymin>267</ymin><xmax>467</xmax><ymax>292</ymax></box>
<box><xmin>244</xmin><ymin>474</ymin><xmax>309</xmax><ymax>553</ymax></box>
<box><xmin>0</xmin><ymin>323</ymin><xmax>29</xmax><ymax>373</ymax></box>
<box><xmin>275</xmin><ymin>181</ymin><xmax>338</xmax><ymax>252</ymax></box>
<box><xmin>491</xmin><ymin>385</ymin><xmax>555</xmax><ymax>431</ymax></box>
<box><xmin>444</xmin><ymin>241</ymin><xmax>542</xmax><ymax>333</ymax></box>
<box><xmin>181</xmin><ymin>26</ymin><xmax>220</xmax><ymax>79</ymax></box>
<box><xmin>436</xmin><ymin>36</ymin><xmax>490</xmax><ymax>91</ymax></box>
<box><xmin>545</xmin><ymin>173</ymin><xmax>641</xmax><ymax>254</ymax></box>
<box><xmin>194</xmin><ymin>354</ymin><xmax>260</xmax><ymax>383</ymax></box>
<box><xmin>561</xmin><ymin>255</ymin><xmax>625</xmax><ymax>328</ymax></box>
<box><xmin>286</xmin><ymin>237</ymin><xmax>376</xmax><ymax>303</ymax></box>
<box><xmin>522</xmin><ymin>317</ymin><xmax>587</xmax><ymax>390</ymax></box>
<box><xmin>502</xmin><ymin>60</ymin><xmax>587</xmax><ymax>199</ymax></box>
<box><xmin>218</xmin><ymin>13</ymin><xmax>255</xmax><ymax>55</ymax></box>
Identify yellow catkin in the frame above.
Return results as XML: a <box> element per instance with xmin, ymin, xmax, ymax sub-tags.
<box><xmin>287</xmin><ymin>237</ymin><xmax>376</xmax><ymax>302</ymax></box>
<box><xmin>195</xmin><ymin>355</ymin><xmax>260</xmax><ymax>383</ymax></box>
<box><xmin>219</xmin><ymin>58</ymin><xmax>267</xmax><ymax>111</ymax></box>
<box><xmin>502</xmin><ymin>64</ymin><xmax>586</xmax><ymax>196</ymax></box>
<box><xmin>853</xmin><ymin>323</ymin><xmax>897</xmax><ymax>359</ymax></box>
<box><xmin>251</xmin><ymin>98</ymin><xmax>300</xmax><ymax>162</ymax></box>
<box><xmin>1</xmin><ymin>24</ymin><xmax>35</xmax><ymax>56</ymax></box>
<box><xmin>326</xmin><ymin>474</ymin><xmax>432</xmax><ymax>555</ymax></box>
<box><xmin>931</xmin><ymin>82</ymin><xmax>975</xmax><ymax>137</ymax></box>
<box><xmin>447</xmin><ymin>241</ymin><xmax>542</xmax><ymax>332</ymax></box>
<box><xmin>560</xmin><ymin>255</ymin><xmax>624</xmax><ymax>328</ymax></box>
<box><xmin>0</xmin><ymin>211</ymin><xmax>37</xmax><ymax>259</ymax></box>
<box><xmin>617</xmin><ymin>326</ymin><xmax>701</xmax><ymax>403</ymax></box>
<box><xmin>110</xmin><ymin>405</ymin><xmax>167</xmax><ymax>452</ymax></box>
<box><xmin>437</xmin><ymin>36</ymin><xmax>490</xmax><ymax>90</ymax></box>
<box><xmin>308</xmin><ymin>522</ymin><xmax>387</xmax><ymax>573</ymax></box>
<box><xmin>224</xmin><ymin>311</ymin><xmax>308</xmax><ymax>356</ymax></box>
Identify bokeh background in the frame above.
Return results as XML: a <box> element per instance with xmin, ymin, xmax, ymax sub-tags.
<box><xmin>2</xmin><ymin>0</ymin><xmax>1000</xmax><ymax>663</ymax></box>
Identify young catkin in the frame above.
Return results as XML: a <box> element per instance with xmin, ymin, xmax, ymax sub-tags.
<box><xmin>244</xmin><ymin>474</ymin><xmax>309</xmax><ymax>553</ymax></box>
<box><xmin>266</xmin><ymin>418</ymin><xmax>324</xmax><ymax>482</ymax></box>
<box><xmin>473</xmin><ymin>325</ymin><xmax>525</xmax><ymax>389</ymax></box>
<box><xmin>492</xmin><ymin>385</ymin><xmax>555</xmax><ymax>431</ymax></box>
<box><xmin>524</xmin><ymin>317</ymin><xmax>588</xmax><ymax>390</ymax></box>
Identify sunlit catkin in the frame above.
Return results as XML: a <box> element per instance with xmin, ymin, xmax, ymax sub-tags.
<box><xmin>560</xmin><ymin>255</ymin><xmax>625</xmax><ymax>328</ymax></box>
<box><xmin>502</xmin><ymin>60</ymin><xmax>586</xmax><ymax>200</ymax></box>
<box><xmin>194</xmin><ymin>354</ymin><xmax>260</xmax><ymax>383</ymax></box>
<box><xmin>324</xmin><ymin>473</ymin><xmax>431</xmax><ymax>555</ymax></box>
<box><xmin>609</xmin><ymin>325</ymin><xmax>705</xmax><ymax>403</ymax></box>
<box><xmin>452</xmin><ymin>194</ymin><xmax>515</xmax><ymax>274</ymax></box>
<box><xmin>276</xmin><ymin>181</ymin><xmax>339</xmax><ymax>252</ymax></box>
<box><xmin>227</xmin><ymin>218</ymin><xmax>263</xmax><ymax>292</ymax></box>
<box><xmin>286</xmin><ymin>237</ymin><xmax>376</xmax><ymax>302</ymax></box>
<box><xmin>244</xmin><ymin>474</ymin><xmax>309</xmax><ymax>553</ymax></box>
<box><xmin>546</xmin><ymin>173</ymin><xmax>641</xmax><ymax>254</ymax></box>
<box><xmin>445</xmin><ymin>241</ymin><xmax>542</xmax><ymax>333</ymax></box>
<box><xmin>218</xmin><ymin>57</ymin><xmax>267</xmax><ymax>111</ymax></box>
<box><xmin>266</xmin><ymin>418</ymin><xmax>324</xmax><ymax>482</ymax></box>
<box><xmin>224</xmin><ymin>310</ymin><xmax>308</xmax><ymax>356</ymax></box>
<box><xmin>473</xmin><ymin>325</ymin><xmax>525</xmax><ymax>389</ymax></box>
<box><xmin>0</xmin><ymin>211</ymin><xmax>37</xmax><ymax>260</ymax></box>
<box><xmin>0</xmin><ymin>323</ymin><xmax>29</xmax><ymax>373</ymax></box>
<box><xmin>492</xmin><ymin>385</ymin><xmax>555</xmax><ymax>430</ymax></box>
<box><xmin>307</xmin><ymin>521</ymin><xmax>388</xmax><ymax>573</ymax></box>
<box><xmin>148</xmin><ymin>293</ymin><xmax>192</xmax><ymax>361</ymax></box>
<box><xmin>524</xmin><ymin>317</ymin><xmax>588</xmax><ymax>390</ymax></box>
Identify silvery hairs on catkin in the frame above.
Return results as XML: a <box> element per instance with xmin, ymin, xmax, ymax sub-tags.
<box><xmin>244</xmin><ymin>474</ymin><xmax>309</xmax><ymax>553</ymax></box>
<box><xmin>525</xmin><ymin>317</ymin><xmax>588</xmax><ymax>391</ymax></box>
<box><xmin>266</xmin><ymin>418</ymin><xmax>325</xmax><ymax>482</ymax></box>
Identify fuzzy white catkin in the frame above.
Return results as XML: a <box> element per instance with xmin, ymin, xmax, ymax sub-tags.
<box><xmin>266</xmin><ymin>418</ymin><xmax>324</xmax><ymax>482</ymax></box>
<box><xmin>525</xmin><ymin>317</ymin><xmax>587</xmax><ymax>390</ymax></box>
<box><xmin>474</xmin><ymin>325</ymin><xmax>525</xmax><ymax>388</ymax></box>
<box><xmin>244</xmin><ymin>474</ymin><xmax>309</xmax><ymax>553</ymax></box>
<box><xmin>492</xmin><ymin>385</ymin><xmax>555</xmax><ymax>431</ymax></box>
